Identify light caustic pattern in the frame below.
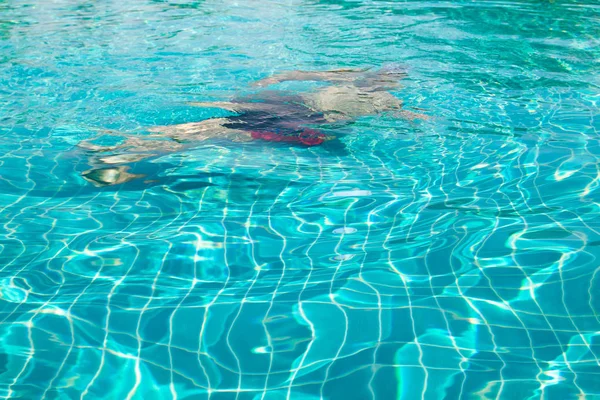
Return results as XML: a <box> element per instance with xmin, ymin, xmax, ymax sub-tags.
<box><xmin>1</xmin><ymin>0</ymin><xmax>600</xmax><ymax>399</ymax></box>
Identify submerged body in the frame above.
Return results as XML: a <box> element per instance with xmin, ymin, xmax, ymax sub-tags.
<box><xmin>80</xmin><ymin>66</ymin><xmax>426</xmax><ymax>186</ymax></box>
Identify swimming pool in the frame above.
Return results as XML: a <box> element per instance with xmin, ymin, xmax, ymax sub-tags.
<box><xmin>1</xmin><ymin>0</ymin><xmax>599</xmax><ymax>398</ymax></box>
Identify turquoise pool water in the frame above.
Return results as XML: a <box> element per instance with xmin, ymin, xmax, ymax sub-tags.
<box><xmin>1</xmin><ymin>0</ymin><xmax>600</xmax><ymax>398</ymax></box>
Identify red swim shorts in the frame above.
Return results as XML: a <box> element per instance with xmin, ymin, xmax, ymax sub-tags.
<box><xmin>250</xmin><ymin>128</ymin><xmax>326</xmax><ymax>146</ymax></box>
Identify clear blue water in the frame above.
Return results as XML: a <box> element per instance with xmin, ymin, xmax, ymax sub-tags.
<box><xmin>1</xmin><ymin>0</ymin><xmax>600</xmax><ymax>398</ymax></box>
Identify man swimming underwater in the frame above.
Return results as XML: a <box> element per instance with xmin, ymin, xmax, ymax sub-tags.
<box><xmin>80</xmin><ymin>65</ymin><xmax>427</xmax><ymax>186</ymax></box>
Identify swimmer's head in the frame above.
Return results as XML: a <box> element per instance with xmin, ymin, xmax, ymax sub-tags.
<box><xmin>355</xmin><ymin>63</ymin><xmax>407</xmax><ymax>90</ymax></box>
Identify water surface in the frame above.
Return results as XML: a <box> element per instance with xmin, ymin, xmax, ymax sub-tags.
<box><xmin>1</xmin><ymin>0</ymin><xmax>600</xmax><ymax>398</ymax></box>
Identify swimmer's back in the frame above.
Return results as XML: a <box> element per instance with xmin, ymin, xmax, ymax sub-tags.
<box><xmin>303</xmin><ymin>85</ymin><xmax>403</xmax><ymax>122</ymax></box>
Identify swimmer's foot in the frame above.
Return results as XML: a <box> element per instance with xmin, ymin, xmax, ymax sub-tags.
<box><xmin>81</xmin><ymin>166</ymin><xmax>145</xmax><ymax>187</ymax></box>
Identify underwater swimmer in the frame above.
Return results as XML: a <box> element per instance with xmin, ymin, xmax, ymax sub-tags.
<box><xmin>192</xmin><ymin>65</ymin><xmax>426</xmax><ymax>123</ymax></box>
<box><xmin>80</xmin><ymin>65</ymin><xmax>427</xmax><ymax>186</ymax></box>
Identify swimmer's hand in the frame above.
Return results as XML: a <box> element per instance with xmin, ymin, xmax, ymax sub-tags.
<box><xmin>252</xmin><ymin>69</ymin><xmax>367</xmax><ymax>87</ymax></box>
<box><xmin>252</xmin><ymin>76</ymin><xmax>281</xmax><ymax>87</ymax></box>
<box><xmin>395</xmin><ymin>110</ymin><xmax>430</xmax><ymax>121</ymax></box>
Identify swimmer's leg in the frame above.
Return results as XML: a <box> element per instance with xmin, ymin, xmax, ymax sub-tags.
<box><xmin>79</xmin><ymin>118</ymin><xmax>255</xmax><ymax>186</ymax></box>
<box><xmin>80</xmin><ymin>118</ymin><xmax>250</xmax><ymax>153</ymax></box>
<box><xmin>77</xmin><ymin>131</ymin><xmax>131</xmax><ymax>152</ymax></box>
<box><xmin>147</xmin><ymin>118</ymin><xmax>253</xmax><ymax>143</ymax></box>
<box><xmin>78</xmin><ymin>130</ymin><xmax>171</xmax><ymax>179</ymax></box>
<box><xmin>78</xmin><ymin>133</ymin><xmax>164</xmax><ymax>165</ymax></box>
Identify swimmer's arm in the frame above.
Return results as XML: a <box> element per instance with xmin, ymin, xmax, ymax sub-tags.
<box><xmin>377</xmin><ymin>93</ymin><xmax>428</xmax><ymax>121</ymax></box>
<box><xmin>253</xmin><ymin>68</ymin><xmax>367</xmax><ymax>87</ymax></box>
